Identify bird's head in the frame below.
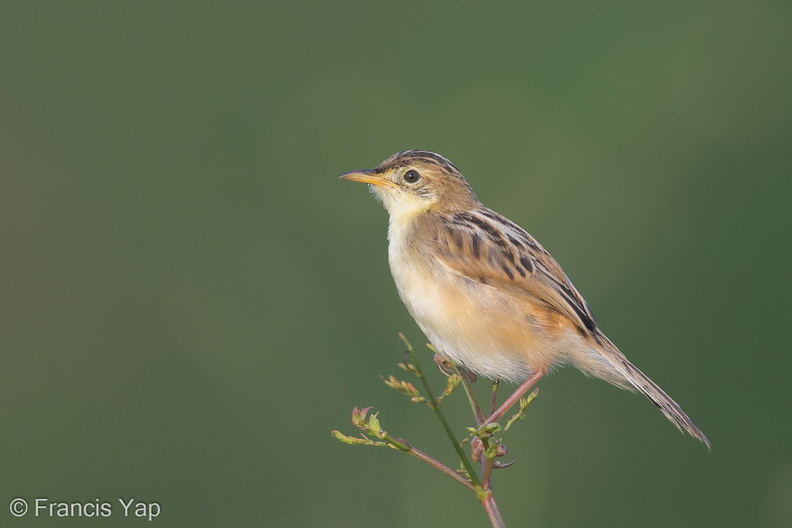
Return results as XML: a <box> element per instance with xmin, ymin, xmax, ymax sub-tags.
<box><xmin>340</xmin><ymin>150</ymin><xmax>479</xmax><ymax>220</ymax></box>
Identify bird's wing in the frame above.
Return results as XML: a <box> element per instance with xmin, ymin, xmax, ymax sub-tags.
<box><xmin>432</xmin><ymin>209</ymin><xmax>598</xmax><ymax>334</ymax></box>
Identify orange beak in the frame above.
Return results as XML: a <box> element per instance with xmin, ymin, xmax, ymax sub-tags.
<box><xmin>339</xmin><ymin>169</ymin><xmax>399</xmax><ymax>188</ymax></box>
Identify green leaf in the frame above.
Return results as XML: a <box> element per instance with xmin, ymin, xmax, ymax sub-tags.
<box><xmin>331</xmin><ymin>430</ymin><xmax>373</xmax><ymax>446</ymax></box>
<box><xmin>368</xmin><ymin>412</ymin><xmax>382</xmax><ymax>435</ymax></box>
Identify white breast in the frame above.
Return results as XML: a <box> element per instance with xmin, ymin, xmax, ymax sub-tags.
<box><xmin>386</xmin><ymin>216</ymin><xmax>537</xmax><ymax>382</ymax></box>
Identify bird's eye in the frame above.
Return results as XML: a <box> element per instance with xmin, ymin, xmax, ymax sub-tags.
<box><xmin>403</xmin><ymin>170</ymin><xmax>421</xmax><ymax>184</ymax></box>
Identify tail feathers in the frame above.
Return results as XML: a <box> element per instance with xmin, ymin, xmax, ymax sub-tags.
<box><xmin>587</xmin><ymin>335</ymin><xmax>711</xmax><ymax>450</ymax></box>
<box><xmin>619</xmin><ymin>357</ymin><xmax>711</xmax><ymax>450</ymax></box>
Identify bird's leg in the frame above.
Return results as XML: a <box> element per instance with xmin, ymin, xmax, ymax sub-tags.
<box><xmin>433</xmin><ymin>353</ymin><xmax>476</xmax><ymax>382</ymax></box>
<box><xmin>432</xmin><ymin>353</ymin><xmax>455</xmax><ymax>377</ymax></box>
<box><xmin>483</xmin><ymin>370</ymin><xmax>545</xmax><ymax>425</ymax></box>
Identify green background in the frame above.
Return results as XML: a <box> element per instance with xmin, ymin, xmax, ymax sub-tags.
<box><xmin>1</xmin><ymin>2</ymin><xmax>790</xmax><ymax>527</ymax></box>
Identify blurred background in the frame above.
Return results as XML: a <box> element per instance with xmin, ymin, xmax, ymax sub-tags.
<box><xmin>1</xmin><ymin>2</ymin><xmax>790</xmax><ymax>527</ymax></box>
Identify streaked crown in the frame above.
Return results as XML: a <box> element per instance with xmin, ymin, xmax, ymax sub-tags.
<box><xmin>340</xmin><ymin>150</ymin><xmax>480</xmax><ymax>219</ymax></box>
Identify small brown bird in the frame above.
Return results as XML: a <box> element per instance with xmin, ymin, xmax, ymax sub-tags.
<box><xmin>341</xmin><ymin>150</ymin><xmax>709</xmax><ymax>448</ymax></box>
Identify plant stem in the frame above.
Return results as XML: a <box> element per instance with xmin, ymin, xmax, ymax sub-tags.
<box><xmin>397</xmin><ymin>336</ymin><xmax>509</xmax><ymax>527</ymax></box>
<box><xmin>399</xmin><ymin>441</ymin><xmax>475</xmax><ymax>491</ymax></box>
<box><xmin>405</xmin><ymin>343</ymin><xmax>482</xmax><ymax>489</ymax></box>
<box><xmin>481</xmin><ymin>493</ymin><xmax>506</xmax><ymax>528</ymax></box>
<box><xmin>489</xmin><ymin>380</ymin><xmax>499</xmax><ymax>416</ymax></box>
<box><xmin>458</xmin><ymin>370</ymin><xmax>486</xmax><ymax>426</ymax></box>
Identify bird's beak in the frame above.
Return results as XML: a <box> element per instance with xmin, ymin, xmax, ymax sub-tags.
<box><xmin>339</xmin><ymin>169</ymin><xmax>399</xmax><ymax>188</ymax></box>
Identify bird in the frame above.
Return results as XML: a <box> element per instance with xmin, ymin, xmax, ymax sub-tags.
<box><xmin>340</xmin><ymin>150</ymin><xmax>710</xmax><ymax>448</ymax></box>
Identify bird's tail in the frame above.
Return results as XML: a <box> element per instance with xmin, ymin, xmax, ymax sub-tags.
<box><xmin>585</xmin><ymin>334</ymin><xmax>711</xmax><ymax>449</ymax></box>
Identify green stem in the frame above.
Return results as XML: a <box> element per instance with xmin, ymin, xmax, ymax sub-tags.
<box><xmin>489</xmin><ymin>380</ymin><xmax>500</xmax><ymax>416</ymax></box>
<box><xmin>406</xmin><ymin>345</ymin><xmax>482</xmax><ymax>489</ymax></box>
<box><xmin>458</xmin><ymin>370</ymin><xmax>485</xmax><ymax>426</ymax></box>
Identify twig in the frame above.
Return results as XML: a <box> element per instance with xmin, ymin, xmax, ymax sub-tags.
<box><xmin>401</xmin><ymin>335</ymin><xmax>482</xmax><ymax>488</ymax></box>
<box><xmin>333</xmin><ymin>334</ymin><xmax>540</xmax><ymax>528</ymax></box>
